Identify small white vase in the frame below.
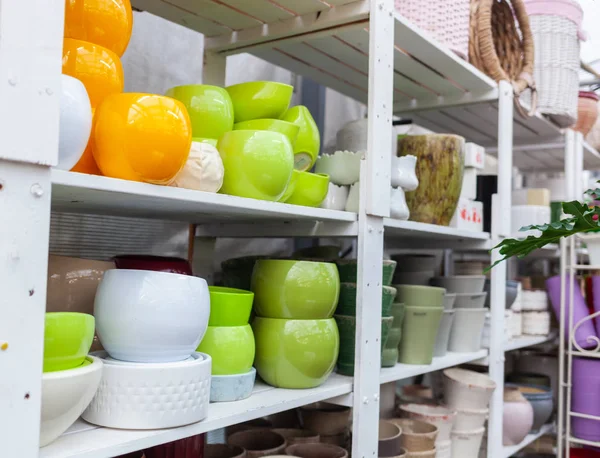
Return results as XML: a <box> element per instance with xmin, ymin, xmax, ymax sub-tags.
<box><xmin>390</xmin><ymin>187</ymin><xmax>409</xmax><ymax>220</ymax></box>
<box><xmin>320</xmin><ymin>183</ymin><xmax>349</xmax><ymax>211</ymax></box>
<box><xmin>391</xmin><ymin>155</ymin><xmax>419</xmax><ymax>191</ymax></box>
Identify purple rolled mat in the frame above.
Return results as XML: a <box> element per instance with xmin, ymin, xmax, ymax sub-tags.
<box><xmin>591</xmin><ymin>276</ymin><xmax>600</xmax><ymax>336</ymax></box>
<box><xmin>547</xmin><ymin>275</ymin><xmax>598</xmax><ymax>349</ymax></box>
<box><xmin>572</xmin><ymin>357</ymin><xmax>600</xmax><ymax>441</ymax></box>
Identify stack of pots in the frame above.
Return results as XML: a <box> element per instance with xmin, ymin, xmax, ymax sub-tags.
<box><xmin>333</xmin><ymin>259</ymin><xmax>397</xmax><ymax>374</ymax></box>
<box><xmin>299</xmin><ymin>402</ymin><xmax>353</xmax><ymax>449</ymax></box>
<box><xmin>251</xmin><ymin>259</ymin><xmax>340</xmax><ymax>388</ymax></box>
<box><xmin>197</xmin><ymin>286</ymin><xmax>256</xmax><ymax>402</ymax></box>
<box><xmin>432</xmin><ymin>276</ymin><xmax>487</xmax><ymax>353</ymax></box>
<box><xmin>443</xmin><ymin>368</ymin><xmax>496</xmax><ymax>458</ymax></box>
<box><xmin>398</xmin><ymin>404</ymin><xmax>455</xmax><ymax>457</ymax></box>
<box><xmin>389</xmin><ymin>417</ymin><xmax>438</xmax><ymax>458</ymax></box>
<box><xmin>84</xmin><ymin>258</ymin><xmax>212</xmax><ymax>429</ymax></box>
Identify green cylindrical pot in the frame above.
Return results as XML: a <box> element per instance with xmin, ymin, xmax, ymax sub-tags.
<box><xmin>390</xmin><ymin>302</ymin><xmax>405</xmax><ymax>329</ymax></box>
<box><xmin>382</xmin><ymin>327</ymin><xmax>402</xmax><ymax>367</ymax></box>
<box><xmin>334</xmin><ymin>315</ymin><xmax>393</xmax><ymax>376</ymax></box>
<box><xmin>335</xmin><ymin>260</ymin><xmax>397</xmax><ymax>286</ymax></box>
<box><xmin>398</xmin><ymin>305</ymin><xmax>443</xmax><ymax>365</ymax></box>
<box><xmin>394</xmin><ymin>285</ymin><xmax>445</xmax><ymax>308</ymax></box>
<box><xmin>335</xmin><ymin>283</ymin><xmax>397</xmax><ymax>317</ymax></box>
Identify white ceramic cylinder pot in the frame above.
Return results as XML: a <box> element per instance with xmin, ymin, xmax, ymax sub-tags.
<box><xmin>443</xmin><ymin>368</ymin><xmax>496</xmax><ymax>411</ymax></box>
<box><xmin>450</xmin><ymin>427</ymin><xmax>485</xmax><ymax>457</ymax></box>
<box><xmin>447</xmin><ymin>308</ymin><xmax>487</xmax><ymax>353</ymax></box>
<box><xmin>320</xmin><ymin>183</ymin><xmax>349</xmax><ymax>211</ymax></box>
<box><xmin>390</xmin><ymin>187</ymin><xmax>410</xmax><ymax>220</ymax></box>
<box><xmin>453</xmin><ymin>407</ymin><xmax>488</xmax><ymax>431</ymax></box>
<box><xmin>58</xmin><ymin>74</ymin><xmax>92</xmax><ymax>170</ymax></box>
<box><xmin>391</xmin><ymin>155</ymin><xmax>419</xmax><ymax>191</ymax></box>
<box><xmin>95</xmin><ymin>269</ymin><xmax>210</xmax><ymax>363</ymax></box>
<box><xmin>433</xmin><ymin>310</ymin><xmax>455</xmax><ymax>357</ymax></box>
<box><xmin>398</xmin><ymin>404</ymin><xmax>456</xmax><ymax>442</ymax></box>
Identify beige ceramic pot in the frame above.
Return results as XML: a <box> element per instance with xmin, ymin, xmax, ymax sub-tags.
<box><xmin>388</xmin><ymin>418</ymin><xmax>437</xmax><ymax>452</ymax></box>
<box><xmin>379</xmin><ymin>420</ymin><xmax>403</xmax><ymax>457</ymax></box>
<box><xmin>271</xmin><ymin>428</ymin><xmax>319</xmax><ymax>445</ymax></box>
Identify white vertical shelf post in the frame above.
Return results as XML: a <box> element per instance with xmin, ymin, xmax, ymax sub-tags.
<box><xmin>0</xmin><ymin>0</ymin><xmax>64</xmax><ymax>455</ymax></box>
<box><xmin>487</xmin><ymin>80</ymin><xmax>513</xmax><ymax>458</ymax></box>
<box><xmin>574</xmin><ymin>131</ymin><xmax>584</xmax><ymax>200</ymax></box>
<box><xmin>352</xmin><ymin>0</ymin><xmax>394</xmax><ymax>457</ymax></box>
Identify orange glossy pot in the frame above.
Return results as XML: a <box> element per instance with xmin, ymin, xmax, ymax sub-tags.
<box><xmin>92</xmin><ymin>93</ymin><xmax>192</xmax><ymax>184</ymax></box>
<box><xmin>62</xmin><ymin>38</ymin><xmax>124</xmax><ymax>108</ymax></box>
<box><xmin>64</xmin><ymin>0</ymin><xmax>133</xmax><ymax>57</ymax></box>
<box><xmin>71</xmin><ymin>108</ymin><xmax>102</xmax><ymax>174</ymax></box>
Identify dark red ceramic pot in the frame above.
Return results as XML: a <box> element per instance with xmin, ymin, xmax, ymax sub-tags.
<box><xmin>113</xmin><ymin>255</ymin><xmax>193</xmax><ymax>276</ymax></box>
<box><xmin>144</xmin><ymin>434</ymin><xmax>204</xmax><ymax>458</ymax></box>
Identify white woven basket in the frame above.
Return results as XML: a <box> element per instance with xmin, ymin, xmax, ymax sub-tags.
<box><xmin>521</xmin><ymin>14</ymin><xmax>580</xmax><ymax>126</ymax></box>
<box><xmin>394</xmin><ymin>0</ymin><xmax>470</xmax><ymax>59</ymax></box>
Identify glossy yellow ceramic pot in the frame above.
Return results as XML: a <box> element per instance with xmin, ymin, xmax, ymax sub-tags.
<box><xmin>92</xmin><ymin>93</ymin><xmax>192</xmax><ymax>184</ymax></box>
<box><xmin>71</xmin><ymin>108</ymin><xmax>102</xmax><ymax>174</ymax></box>
<box><xmin>64</xmin><ymin>0</ymin><xmax>133</xmax><ymax>57</ymax></box>
<box><xmin>62</xmin><ymin>38</ymin><xmax>124</xmax><ymax>108</ymax></box>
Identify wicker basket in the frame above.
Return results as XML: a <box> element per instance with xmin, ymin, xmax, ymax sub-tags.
<box><xmin>395</xmin><ymin>0</ymin><xmax>471</xmax><ymax>59</ymax></box>
<box><xmin>574</xmin><ymin>91</ymin><xmax>599</xmax><ymax>136</ymax></box>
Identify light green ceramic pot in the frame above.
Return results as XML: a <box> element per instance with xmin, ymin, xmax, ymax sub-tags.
<box><xmin>44</xmin><ymin>312</ymin><xmax>95</xmax><ymax>373</ymax></box>
<box><xmin>217</xmin><ymin>130</ymin><xmax>294</xmax><ymax>201</ymax></box>
<box><xmin>208</xmin><ymin>286</ymin><xmax>254</xmax><ymax>326</ymax></box>
<box><xmin>278</xmin><ymin>169</ymin><xmax>300</xmax><ymax>203</ymax></box>
<box><xmin>382</xmin><ymin>327</ymin><xmax>402</xmax><ymax>367</ymax></box>
<box><xmin>394</xmin><ymin>285</ymin><xmax>445</xmax><ymax>308</ymax></box>
<box><xmin>390</xmin><ymin>302</ymin><xmax>406</xmax><ymax>329</ymax></box>
<box><xmin>335</xmin><ymin>283</ymin><xmax>397</xmax><ymax>317</ymax></box>
<box><xmin>196</xmin><ymin>324</ymin><xmax>255</xmax><ymax>375</ymax></box>
<box><xmin>226</xmin><ymin>81</ymin><xmax>293</xmax><ymax>123</ymax></box>
<box><xmin>252</xmin><ymin>317</ymin><xmax>339</xmax><ymax>388</ymax></box>
<box><xmin>335</xmin><ymin>259</ymin><xmax>397</xmax><ymax>287</ymax></box>
<box><xmin>193</xmin><ymin>137</ymin><xmax>218</xmax><ymax>147</ymax></box>
<box><xmin>251</xmin><ymin>259</ymin><xmax>340</xmax><ymax>319</ymax></box>
<box><xmin>280</xmin><ymin>105</ymin><xmax>320</xmax><ymax>171</ymax></box>
<box><xmin>234</xmin><ymin>119</ymin><xmax>300</xmax><ymax>146</ymax></box>
<box><xmin>398</xmin><ymin>305</ymin><xmax>443</xmax><ymax>365</ymax></box>
<box><xmin>285</xmin><ymin>172</ymin><xmax>329</xmax><ymax>207</ymax></box>
<box><xmin>165</xmin><ymin>85</ymin><xmax>234</xmax><ymax>139</ymax></box>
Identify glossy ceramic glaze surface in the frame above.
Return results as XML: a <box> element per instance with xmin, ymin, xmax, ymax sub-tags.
<box><xmin>113</xmin><ymin>255</ymin><xmax>193</xmax><ymax>275</ymax></box>
<box><xmin>251</xmin><ymin>260</ymin><xmax>340</xmax><ymax>319</ymax></box>
<box><xmin>71</xmin><ymin>134</ymin><xmax>102</xmax><ymax>174</ymax></box>
<box><xmin>210</xmin><ymin>367</ymin><xmax>256</xmax><ymax>402</ymax></box>
<box><xmin>280</xmin><ymin>106</ymin><xmax>321</xmax><ymax>171</ymax></box>
<box><xmin>62</xmin><ymin>38</ymin><xmax>124</xmax><ymax>108</ymax></box>
<box><xmin>44</xmin><ymin>312</ymin><xmax>95</xmax><ymax>373</ymax></box>
<box><xmin>252</xmin><ymin>317</ymin><xmax>339</xmax><ymax>388</ymax></box>
<box><xmin>40</xmin><ymin>356</ymin><xmax>103</xmax><ymax>446</ymax></box>
<box><xmin>336</xmin><ymin>283</ymin><xmax>397</xmax><ymax>317</ymax></box>
<box><xmin>166</xmin><ymin>85</ymin><xmax>234</xmax><ymax>139</ymax></box>
<box><xmin>315</xmin><ymin>151</ymin><xmax>360</xmax><ymax>186</ymax></box>
<box><xmin>285</xmin><ymin>172</ymin><xmax>330</xmax><ymax>207</ymax></box>
<box><xmin>217</xmin><ymin>130</ymin><xmax>294</xmax><ymax>201</ymax></box>
<box><xmin>226</xmin><ymin>81</ymin><xmax>293</xmax><ymax>123</ymax></box>
<box><xmin>194</xmin><ymin>137</ymin><xmax>219</xmax><ymax>147</ymax></box>
<box><xmin>197</xmin><ymin>324</ymin><xmax>255</xmax><ymax>375</ymax></box>
<box><xmin>94</xmin><ymin>269</ymin><xmax>209</xmax><ymax>362</ymax></box>
<box><xmin>208</xmin><ymin>286</ymin><xmax>254</xmax><ymax>326</ymax></box>
<box><xmin>234</xmin><ymin>119</ymin><xmax>300</xmax><ymax>146</ymax></box>
<box><xmin>503</xmin><ymin>392</ymin><xmax>534</xmax><ymax>446</ymax></box>
<box><xmin>510</xmin><ymin>383</ymin><xmax>554</xmax><ymax>432</ymax></box>
<box><xmin>64</xmin><ymin>0</ymin><xmax>133</xmax><ymax>56</ymax></box>
<box><xmin>320</xmin><ymin>183</ymin><xmax>349</xmax><ymax>211</ymax></box>
<box><xmin>92</xmin><ymin>93</ymin><xmax>192</xmax><ymax>184</ymax></box>
<box><xmin>58</xmin><ymin>74</ymin><xmax>92</xmax><ymax>171</ymax></box>
<box><xmin>278</xmin><ymin>169</ymin><xmax>300</xmax><ymax>203</ymax></box>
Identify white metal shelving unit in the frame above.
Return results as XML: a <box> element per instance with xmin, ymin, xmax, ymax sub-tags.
<box><xmin>0</xmin><ymin>0</ymin><xmax>579</xmax><ymax>457</ymax></box>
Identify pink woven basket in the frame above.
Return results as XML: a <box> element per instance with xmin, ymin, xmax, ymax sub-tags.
<box><xmin>395</xmin><ymin>0</ymin><xmax>471</xmax><ymax>59</ymax></box>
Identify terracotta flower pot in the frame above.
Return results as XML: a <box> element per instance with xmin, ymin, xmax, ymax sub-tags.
<box><xmin>378</xmin><ymin>420</ymin><xmax>403</xmax><ymax>457</ymax></box>
<box><xmin>574</xmin><ymin>91</ymin><xmax>599</xmax><ymax>136</ymax></box>
<box><xmin>299</xmin><ymin>403</ymin><xmax>351</xmax><ymax>436</ymax></box>
<box><xmin>286</xmin><ymin>443</ymin><xmax>348</xmax><ymax>458</ymax></box>
<box><xmin>227</xmin><ymin>430</ymin><xmax>286</xmax><ymax>458</ymax></box>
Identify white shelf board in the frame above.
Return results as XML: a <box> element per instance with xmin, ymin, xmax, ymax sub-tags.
<box><xmin>504</xmin><ymin>334</ymin><xmax>556</xmax><ymax>352</ymax></box>
<box><xmin>40</xmin><ymin>374</ymin><xmax>353</xmax><ymax>458</ymax></box>
<box><xmin>501</xmin><ymin>422</ymin><xmax>554</xmax><ymax>458</ymax></box>
<box><xmin>384</xmin><ymin>219</ymin><xmax>490</xmax><ymax>248</ymax></box>
<box><xmin>379</xmin><ymin>350</ymin><xmax>488</xmax><ymax>384</ymax></box>
<box><xmin>51</xmin><ymin>170</ymin><xmax>356</xmax><ymax>225</ymax></box>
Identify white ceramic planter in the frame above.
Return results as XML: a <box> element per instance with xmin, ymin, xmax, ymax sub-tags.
<box><xmin>436</xmin><ymin>440</ymin><xmax>451</xmax><ymax>458</ymax></box>
<box><xmin>447</xmin><ymin>308</ymin><xmax>487</xmax><ymax>353</ymax></box>
<box><xmin>503</xmin><ymin>400</ymin><xmax>533</xmax><ymax>445</ymax></box>
<box><xmin>443</xmin><ymin>368</ymin><xmax>496</xmax><ymax>410</ymax></box>
<box><xmin>95</xmin><ymin>269</ymin><xmax>210</xmax><ymax>363</ymax></box>
<box><xmin>83</xmin><ymin>351</ymin><xmax>211</xmax><ymax>429</ymax></box>
<box><xmin>430</xmin><ymin>275</ymin><xmax>486</xmax><ymax>294</ymax></box>
<box><xmin>391</xmin><ymin>187</ymin><xmax>410</xmax><ymax>220</ymax></box>
<box><xmin>336</xmin><ymin>119</ymin><xmax>368</xmax><ymax>153</ymax></box>
<box><xmin>391</xmin><ymin>155</ymin><xmax>419</xmax><ymax>191</ymax></box>
<box><xmin>40</xmin><ymin>356</ymin><xmax>103</xmax><ymax>447</ymax></box>
<box><xmin>398</xmin><ymin>404</ymin><xmax>456</xmax><ymax>442</ymax></box>
<box><xmin>345</xmin><ymin>183</ymin><xmax>360</xmax><ymax>212</ymax></box>
<box><xmin>211</xmin><ymin>367</ymin><xmax>256</xmax><ymax>402</ymax></box>
<box><xmin>315</xmin><ymin>150</ymin><xmax>361</xmax><ymax>185</ymax></box>
<box><xmin>453</xmin><ymin>293</ymin><xmax>488</xmax><ymax>309</ymax></box>
<box><xmin>453</xmin><ymin>407</ymin><xmax>488</xmax><ymax>431</ymax></box>
<box><xmin>320</xmin><ymin>183</ymin><xmax>349</xmax><ymax>211</ymax></box>
<box><xmin>58</xmin><ymin>74</ymin><xmax>92</xmax><ymax>170</ymax></box>
<box><xmin>450</xmin><ymin>427</ymin><xmax>485</xmax><ymax>458</ymax></box>
<box><xmin>433</xmin><ymin>310</ymin><xmax>455</xmax><ymax>357</ymax></box>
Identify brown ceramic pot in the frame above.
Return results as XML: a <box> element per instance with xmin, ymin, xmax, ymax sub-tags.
<box><xmin>227</xmin><ymin>430</ymin><xmax>286</xmax><ymax>458</ymax></box>
<box><xmin>298</xmin><ymin>403</ymin><xmax>351</xmax><ymax>436</ymax></box>
<box><xmin>286</xmin><ymin>443</ymin><xmax>348</xmax><ymax>458</ymax></box>
<box><xmin>271</xmin><ymin>429</ymin><xmax>319</xmax><ymax>445</ymax></box>
<box><xmin>319</xmin><ymin>431</ymin><xmax>350</xmax><ymax>449</ymax></box>
<box><xmin>378</xmin><ymin>420</ymin><xmax>403</xmax><ymax>457</ymax></box>
<box><xmin>388</xmin><ymin>418</ymin><xmax>437</xmax><ymax>452</ymax></box>
<box><xmin>205</xmin><ymin>444</ymin><xmax>246</xmax><ymax>458</ymax></box>
<box><xmin>226</xmin><ymin>418</ymin><xmax>273</xmax><ymax>438</ymax></box>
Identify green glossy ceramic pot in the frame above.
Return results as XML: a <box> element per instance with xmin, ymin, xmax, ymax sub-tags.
<box><xmin>278</xmin><ymin>169</ymin><xmax>300</xmax><ymax>203</ymax></box>
<box><xmin>208</xmin><ymin>286</ymin><xmax>254</xmax><ymax>326</ymax></box>
<box><xmin>394</xmin><ymin>285</ymin><xmax>445</xmax><ymax>308</ymax></box>
<box><xmin>382</xmin><ymin>327</ymin><xmax>402</xmax><ymax>367</ymax></box>
<box><xmin>251</xmin><ymin>259</ymin><xmax>340</xmax><ymax>319</ymax></box>
<box><xmin>252</xmin><ymin>317</ymin><xmax>339</xmax><ymax>388</ymax></box>
<box><xmin>335</xmin><ymin>315</ymin><xmax>393</xmax><ymax>376</ymax></box>
<box><xmin>226</xmin><ymin>81</ymin><xmax>293</xmax><ymax>123</ymax></box>
<box><xmin>280</xmin><ymin>106</ymin><xmax>320</xmax><ymax>171</ymax></box>
<box><xmin>193</xmin><ymin>137</ymin><xmax>218</xmax><ymax>147</ymax></box>
<box><xmin>398</xmin><ymin>305</ymin><xmax>443</xmax><ymax>365</ymax></box>
<box><xmin>335</xmin><ymin>283</ymin><xmax>396</xmax><ymax>317</ymax></box>
<box><xmin>165</xmin><ymin>85</ymin><xmax>234</xmax><ymax>139</ymax></box>
<box><xmin>234</xmin><ymin>119</ymin><xmax>300</xmax><ymax>146</ymax></box>
<box><xmin>196</xmin><ymin>324</ymin><xmax>255</xmax><ymax>375</ymax></box>
<box><xmin>285</xmin><ymin>172</ymin><xmax>329</xmax><ymax>207</ymax></box>
<box><xmin>218</xmin><ymin>130</ymin><xmax>294</xmax><ymax>201</ymax></box>
<box><xmin>335</xmin><ymin>259</ymin><xmax>397</xmax><ymax>286</ymax></box>
<box><xmin>221</xmin><ymin>255</ymin><xmax>269</xmax><ymax>290</ymax></box>
<box><xmin>390</xmin><ymin>302</ymin><xmax>405</xmax><ymax>329</ymax></box>
<box><xmin>44</xmin><ymin>312</ymin><xmax>95</xmax><ymax>373</ymax></box>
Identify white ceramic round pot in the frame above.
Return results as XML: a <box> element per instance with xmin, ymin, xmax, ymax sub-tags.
<box><xmin>447</xmin><ymin>308</ymin><xmax>487</xmax><ymax>353</ymax></box>
<box><xmin>391</xmin><ymin>155</ymin><xmax>418</xmax><ymax>191</ymax></box>
<box><xmin>95</xmin><ymin>269</ymin><xmax>210</xmax><ymax>363</ymax></box>
<box><xmin>430</xmin><ymin>275</ymin><xmax>486</xmax><ymax>294</ymax></box>
<box><xmin>83</xmin><ymin>351</ymin><xmax>211</xmax><ymax>428</ymax></box>
<box><xmin>453</xmin><ymin>407</ymin><xmax>488</xmax><ymax>431</ymax></box>
<box><xmin>443</xmin><ymin>368</ymin><xmax>496</xmax><ymax>410</ymax></box>
<box><xmin>336</xmin><ymin>119</ymin><xmax>368</xmax><ymax>153</ymax></box>
<box><xmin>390</xmin><ymin>187</ymin><xmax>410</xmax><ymax>220</ymax></box>
<box><xmin>320</xmin><ymin>183</ymin><xmax>349</xmax><ymax>211</ymax></box>
<box><xmin>58</xmin><ymin>74</ymin><xmax>92</xmax><ymax>170</ymax></box>
<box><xmin>398</xmin><ymin>404</ymin><xmax>456</xmax><ymax>442</ymax></box>
<box><xmin>502</xmin><ymin>387</ymin><xmax>534</xmax><ymax>446</ymax></box>
<box><xmin>40</xmin><ymin>356</ymin><xmax>103</xmax><ymax>447</ymax></box>
<box><xmin>453</xmin><ymin>292</ymin><xmax>488</xmax><ymax>309</ymax></box>
<box><xmin>315</xmin><ymin>150</ymin><xmax>361</xmax><ymax>185</ymax></box>
<box><xmin>211</xmin><ymin>367</ymin><xmax>256</xmax><ymax>402</ymax></box>
<box><xmin>450</xmin><ymin>427</ymin><xmax>485</xmax><ymax>458</ymax></box>
<box><xmin>345</xmin><ymin>182</ymin><xmax>360</xmax><ymax>212</ymax></box>
<box><xmin>433</xmin><ymin>310</ymin><xmax>455</xmax><ymax>357</ymax></box>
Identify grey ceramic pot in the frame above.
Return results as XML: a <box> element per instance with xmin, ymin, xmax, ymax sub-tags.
<box><xmin>506</xmin><ymin>383</ymin><xmax>553</xmax><ymax>432</ymax></box>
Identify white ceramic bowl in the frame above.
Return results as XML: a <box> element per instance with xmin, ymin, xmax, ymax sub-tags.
<box><xmin>211</xmin><ymin>367</ymin><xmax>256</xmax><ymax>402</ymax></box>
<box><xmin>430</xmin><ymin>276</ymin><xmax>486</xmax><ymax>294</ymax></box>
<box><xmin>83</xmin><ymin>351</ymin><xmax>211</xmax><ymax>428</ymax></box>
<box><xmin>453</xmin><ymin>407</ymin><xmax>488</xmax><ymax>431</ymax></box>
<box><xmin>315</xmin><ymin>150</ymin><xmax>361</xmax><ymax>185</ymax></box>
<box><xmin>58</xmin><ymin>74</ymin><xmax>92</xmax><ymax>170</ymax></box>
<box><xmin>40</xmin><ymin>355</ymin><xmax>103</xmax><ymax>447</ymax></box>
<box><xmin>320</xmin><ymin>182</ymin><xmax>349</xmax><ymax>211</ymax></box>
<box><xmin>450</xmin><ymin>427</ymin><xmax>485</xmax><ymax>458</ymax></box>
<box><xmin>453</xmin><ymin>292</ymin><xmax>488</xmax><ymax>309</ymax></box>
<box><xmin>443</xmin><ymin>368</ymin><xmax>496</xmax><ymax>410</ymax></box>
<box><xmin>398</xmin><ymin>404</ymin><xmax>456</xmax><ymax>442</ymax></box>
<box><xmin>447</xmin><ymin>308</ymin><xmax>487</xmax><ymax>354</ymax></box>
<box><xmin>95</xmin><ymin>269</ymin><xmax>210</xmax><ymax>363</ymax></box>
<box><xmin>391</xmin><ymin>155</ymin><xmax>419</xmax><ymax>191</ymax></box>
